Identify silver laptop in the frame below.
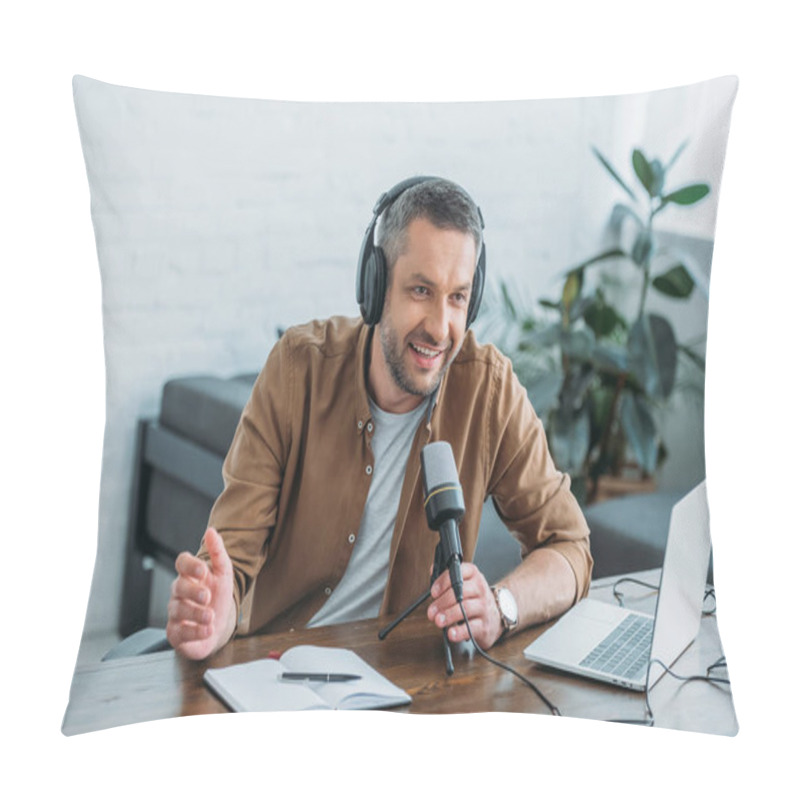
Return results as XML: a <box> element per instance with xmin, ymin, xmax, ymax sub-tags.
<box><xmin>523</xmin><ymin>481</ymin><xmax>711</xmax><ymax>692</ymax></box>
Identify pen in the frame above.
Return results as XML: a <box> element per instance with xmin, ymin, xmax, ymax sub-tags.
<box><xmin>281</xmin><ymin>672</ymin><xmax>362</xmax><ymax>682</ymax></box>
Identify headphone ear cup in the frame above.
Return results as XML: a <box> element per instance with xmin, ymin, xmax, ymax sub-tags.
<box><xmin>361</xmin><ymin>247</ymin><xmax>387</xmax><ymax>326</ymax></box>
<box><xmin>466</xmin><ymin>244</ymin><xmax>486</xmax><ymax>329</ymax></box>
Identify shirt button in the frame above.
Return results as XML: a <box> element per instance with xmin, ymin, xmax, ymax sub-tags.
<box><xmin>367</xmin><ymin>422</ymin><xmax>374</xmax><ymax>433</ymax></box>
<box><xmin>324</xmin><ymin>587</ymin><xmax>332</xmax><ymax>596</ymax></box>
<box><xmin>365</xmin><ymin>465</ymin><xmax>373</xmax><ymax>476</ymax></box>
<box><xmin>348</xmin><ymin>533</ymin><xmax>356</xmax><ymax>544</ymax></box>
<box><xmin>357</xmin><ymin>420</ymin><xmax>364</xmax><ymax>430</ymax></box>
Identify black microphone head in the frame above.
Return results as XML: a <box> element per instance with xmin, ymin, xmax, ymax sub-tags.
<box><xmin>421</xmin><ymin>442</ymin><xmax>465</xmax><ymax>530</ymax></box>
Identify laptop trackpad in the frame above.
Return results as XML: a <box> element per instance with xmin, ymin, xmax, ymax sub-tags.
<box><xmin>525</xmin><ymin>599</ymin><xmax>633</xmax><ymax>662</ymax></box>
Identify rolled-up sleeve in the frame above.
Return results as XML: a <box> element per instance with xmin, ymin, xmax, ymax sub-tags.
<box><xmin>486</xmin><ymin>358</ymin><xmax>593</xmax><ymax>600</ymax></box>
<box><xmin>199</xmin><ymin>335</ymin><xmax>292</xmax><ymax>622</ymax></box>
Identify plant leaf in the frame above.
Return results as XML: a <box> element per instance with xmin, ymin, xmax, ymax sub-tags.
<box><xmin>525</xmin><ymin>322</ymin><xmax>562</xmax><ymax>350</ymax></box>
<box><xmin>560</xmin><ymin>363</ymin><xmax>595</xmax><ymax>412</ymax></box>
<box><xmin>550</xmin><ymin>406</ymin><xmax>591</xmax><ymax>474</ymax></box>
<box><xmin>568</xmin><ymin>296</ymin><xmax>593</xmax><ymax>325</ymax></box>
<box><xmin>561</xmin><ymin>270</ymin><xmax>583</xmax><ymax>316</ymax></box>
<box><xmin>631</xmin><ymin>229</ymin><xmax>653</xmax><ymax>267</ymax></box>
<box><xmin>650</xmin><ymin>159</ymin><xmax>665</xmax><ymax>197</ymax></box>
<box><xmin>662</xmin><ymin>183</ymin><xmax>711</xmax><ymax>206</ymax></box>
<box><xmin>583</xmin><ymin>297</ymin><xmax>626</xmax><ymax>339</ymax></box>
<box><xmin>632</xmin><ymin>149</ymin><xmax>657</xmax><ymax>197</ymax></box>
<box><xmin>593</xmin><ymin>343</ymin><xmax>628</xmax><ymax>374</ymax></box>
<box><xmin>609</xmin><ymin>203</ymin><xmax>644</xmax><ymax>234</ymax></box>
<box><xmin>619</xmin><ymin>392</ymin><xmax>658</xmax><ymax>473</ymax></box>
<box><xmin>588</xmin><ymin>384</ymin><xmax>616</xmax><ymax>444</ymax></box>
<box><xmin>652</xmin><ymin>264</ymin><xmax>695</xmax><ymax>298</ymax></box>
<box><xmin>583</xmin><ymin>303</ymin><xmax>617</xmax><ymax>338</ymax></box>
<box><xmin>628</xmin><ymin>313</ymin><xmax>678</xmax><ymax>399</ymax></box>
<box><xmin>560</xmin><ymin>327</ymin><xmax>596</xmax><ymax>361</ymax></box>
<box><xmin>525</xmin><ymin>370</ymin><xmax>563</xmax><ymax>416</ymax></box>
<box><xmin>592</xmin><ymin>146</ymin><xmax>637</xmax><ymax>202</ymax></box>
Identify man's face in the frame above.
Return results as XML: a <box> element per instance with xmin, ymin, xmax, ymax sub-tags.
<box><xmin>369</xmin><ymin>216</ymin><xmax>477</xmax><ymax>414</ymax></box>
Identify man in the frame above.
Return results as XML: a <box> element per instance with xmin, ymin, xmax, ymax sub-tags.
<box><xmin>167</xmin><ymin>177</ymin><xmax>592</xmax><ymax>661</ymax></box>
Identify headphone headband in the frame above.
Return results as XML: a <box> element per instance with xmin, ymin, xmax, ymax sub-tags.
<box><xmin>356</xmin><ymin>176</ymin><xmax>486</xmax><ymax>328</ymax></box>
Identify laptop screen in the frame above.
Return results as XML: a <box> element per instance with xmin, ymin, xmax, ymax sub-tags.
<box><xmin>648</xmin><ymin>481</ymin><xmax>712</xmax><ymax>688</ymax></box>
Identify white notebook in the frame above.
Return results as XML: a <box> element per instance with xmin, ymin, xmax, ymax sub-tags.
<box><xmin>204</xmin><ymin>645</ymin><xmax>411</xmax><ymax>711</ymax></box>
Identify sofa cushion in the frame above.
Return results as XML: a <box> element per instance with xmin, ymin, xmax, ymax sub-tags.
<box><xmin>584</xmin><ymin>491</ymin><xmax>683</xmax><ymax>578</ymax></box>
<box><xmin>159</xmin><ymin>373</ymin><xmax>257</xmax><ymax>456</ymax></box>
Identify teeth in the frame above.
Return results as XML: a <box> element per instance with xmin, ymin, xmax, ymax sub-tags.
<box><xmin>411</xmin><ymin>343</ymin><xmax>440</xmax><ymax>358</ymax></box>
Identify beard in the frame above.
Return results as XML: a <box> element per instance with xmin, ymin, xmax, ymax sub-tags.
<box><xmin>378</xmin><ymin>313</ymin><xmax>453</xmax><ymax>400</ymax></box>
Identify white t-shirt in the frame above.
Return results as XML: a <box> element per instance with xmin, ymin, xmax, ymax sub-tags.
<box><xmin>308</xmin><ymin>397</ymin><xmax>427</xmax><ymax>627</ymax></box>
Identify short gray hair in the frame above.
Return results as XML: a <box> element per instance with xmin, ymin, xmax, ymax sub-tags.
<box><xmin>376</xmin><ymin>178</ymin><xmax>483</xmax><ymax>272</ymax></box>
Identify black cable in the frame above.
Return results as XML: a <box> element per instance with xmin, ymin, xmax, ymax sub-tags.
<box><xmin>612</xmin><ymin>577</ymin><xmax>659</xmax><ymax>607</ymax></box>
<box><xmin>613</xmin><ymin>654</ymin><xmax>730</xmax><ymax>726</ymax></box>
<box><xmin>706</xmin><ymin>655</ymin><xmax>727</xmax><ymax>676</ymax></box>
<box><xmin>614</xmin><ymin>578</ymin><xmax>718</xmax><ymax>617</ymax></box>
<box><xmin>702</xmin><ymin>587</ymin><xmax>717</xmax><ymax>616</ymax></box>
<box><xmin>642</xmin><ymin>656</ymin><xmax>731</xmax><ymax>722</ymax></box>
<box><xmin>457</xmin><ymin>599</ymin><xmax>562</xmax><ymax>716</ymax></box>
<box><xmin>648</xmin><ymin>658</ymin><xmax>730</xmax><ymax>686</ymax></box>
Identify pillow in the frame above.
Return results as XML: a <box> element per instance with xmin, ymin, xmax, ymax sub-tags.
<box><xmin>65</xmin><ymin>74</ymin><xmax>738</xmax><ymax>735</ymax></box>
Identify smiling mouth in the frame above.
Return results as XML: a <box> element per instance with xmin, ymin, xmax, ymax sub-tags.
<box><xmin>408</xmin><ymin>341</ymin><xmax>451</xmax><ymax>370</ymax></box>
<box><xmin>410</xmin><ymin>342</ymin><xmax>444</xmax><ymax>358</ymax></box>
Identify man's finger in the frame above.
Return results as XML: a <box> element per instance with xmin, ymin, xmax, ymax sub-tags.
<box><xmin>431</xmin><ymin>561</ymin><xmax>481</xmax><ymax>598</ymax></box>
<box><xmin>430</xmin><ymin>596</ymin><xmax>482</xmax><ymax>629</ymax></box>
<box><xmin>167</xmin><ymin>619</ymin><xmax>212</xmax><ymax>646</ymax></box>
<box><xmin>430</xmin><ymin>569</ymin><xmax>452</xmax><ymax>599</ymax></box>
<box><xmin>171</xmin><ymin>575</ymin><xmax>211</xmax><ymax>605</ymax></box>
<box><xmin>431</xmin><ymin>577</ymin><xmax>482</xmax><ymax>613</ymax></box>
<box><xmin>175</xmin><ymin>551</ymin><xmax>208</xmax><ymax>580</ymax></box>
<box><xmin>204</xmin><ymin>527</ymin><xmax>232</xmax><ymax>576</ymax></box>
<box><xmin>459</xmin><ymin>562</ymin><xmax>479</xmax><ymax>579</ymax></box>
<box><xmin>447</xmin><ymin>617</ymin><xmax>483</xmax><ymax>643</ymax></box>
<box><xmin>168</xmin><ymin>597</ymin><xmax>214</xmax><ymax>626</ymax></box>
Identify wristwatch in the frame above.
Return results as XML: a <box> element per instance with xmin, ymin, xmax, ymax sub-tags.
<box><xmin>491</xmin><ymin>585</ymin><xmax>519</xmax><ymax>635</ymax></box>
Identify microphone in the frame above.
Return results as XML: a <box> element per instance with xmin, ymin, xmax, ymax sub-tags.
<box><xmin>420</xmin><ymin>441</ymin><xmax>465</xmax><ymax>603</ymax></box>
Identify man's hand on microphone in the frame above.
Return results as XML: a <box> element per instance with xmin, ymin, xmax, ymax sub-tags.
<box><xmin>167</xmin><ymin>527</ymin><xmax>237</xmax><ymax>661</ymax></box>
<box><xmin>427</xmin><ymin>562</ymin><xmax>504</xmax><ymax>650</ymax></box>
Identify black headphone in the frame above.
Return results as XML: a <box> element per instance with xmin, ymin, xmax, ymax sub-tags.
<box><xmin>355</xmin><ymin>176</ymin><xmax>486</xmax><ymax>328</ymax></box>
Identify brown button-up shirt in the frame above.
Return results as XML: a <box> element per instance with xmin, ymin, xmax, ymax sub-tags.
<box><xmin>202</xmin><ymin>316</ymin><xmax>591</xmax><ymax>636</ymax></box>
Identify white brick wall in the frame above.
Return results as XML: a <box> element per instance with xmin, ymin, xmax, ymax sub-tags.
<box><xmin>74</xmin><ymin>77</ymin><xmax>734</xmax><ymax>638</ymax></box>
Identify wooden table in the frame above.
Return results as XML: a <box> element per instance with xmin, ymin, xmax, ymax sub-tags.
<box><xmin>62</xmin><ymin>570</ymin><xmax>738</xmax><ymax>736</ymax></box>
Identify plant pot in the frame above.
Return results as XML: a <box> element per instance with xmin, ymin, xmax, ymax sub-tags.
<box><xmin>588</xmin><ymin>472</ymin><xmax>656</xmax><ymax>505</ymax></box>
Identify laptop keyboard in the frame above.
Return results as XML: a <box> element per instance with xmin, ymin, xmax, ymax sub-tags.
<box><xmin>579</xmin><ymin>613</ymin><xmax>654</xmax><ymax>680</ymax></box>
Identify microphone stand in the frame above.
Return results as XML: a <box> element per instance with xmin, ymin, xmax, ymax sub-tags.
<box><xmin>378</xmin><ymin>542</ymin><xmax>455</xmax><ymax>675</ymax></box>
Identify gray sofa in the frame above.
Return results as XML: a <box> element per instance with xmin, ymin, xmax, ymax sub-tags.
<box><xmin>120</xmin><ymin>373</ymin><xmax>685</xmax><ymax>637</ymax></box>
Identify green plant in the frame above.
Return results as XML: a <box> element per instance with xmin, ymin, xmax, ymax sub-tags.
<box><xmin>485</xmin><ymin>144</ymin><xmax>709</xmax><ymax>503</ymax></box>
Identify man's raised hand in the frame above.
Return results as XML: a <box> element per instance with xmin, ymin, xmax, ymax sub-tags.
<box><xmin>166</xmin><ymin>527</ymin><xmax>236</xmax><ymax>660</ymax></box>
